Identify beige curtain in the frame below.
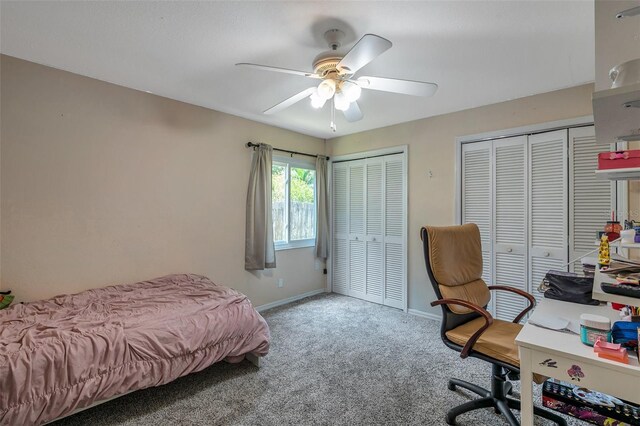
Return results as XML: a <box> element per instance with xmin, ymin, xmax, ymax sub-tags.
<box><xmin>245</xmin><ymin>143</ymin><xmax>276</xmax><ymax>270</ymax></box>
<box><xmin>315</xmin><ymin>156</ymin><xmax>329</xmax><ymax>259</ymax></box>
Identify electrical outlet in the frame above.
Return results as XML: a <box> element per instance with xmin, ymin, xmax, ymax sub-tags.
<box><xmin>277</xmin><ymin>278</ymin><xmax>284</xmax><ymax>288</ymax></box>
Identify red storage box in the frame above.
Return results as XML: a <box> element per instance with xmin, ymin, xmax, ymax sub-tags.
<box><xmin>598</xmin><ymin>150</ymin><xmax>640</xmax><ymax>170</ymax></box>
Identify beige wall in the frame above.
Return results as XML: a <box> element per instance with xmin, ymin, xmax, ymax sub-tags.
<box><xmin>328</xmin><ymin>84</ymin><xmax>595</xmax><ymax>315</ymax></box>
<box><xmin>0</xmin><ymin>55</ymin><xmax>326</xmax><ymax>305</ymax></box>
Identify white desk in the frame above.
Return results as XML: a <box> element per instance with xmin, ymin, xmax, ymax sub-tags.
<box><xmin>515</xmin><ymin>299</ymin><xmax>640</xmax><ymax>426</ymax></box>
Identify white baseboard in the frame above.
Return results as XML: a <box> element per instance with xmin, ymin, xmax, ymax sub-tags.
<box><xmin>408</xmin><ymin>308</ymin><xmax>441</xmax><ymax>322</ymax></box>
<box><xmin>255</xmin><ymin>288</ymin><xmax>327</xmax><ymax>312</ymax></box>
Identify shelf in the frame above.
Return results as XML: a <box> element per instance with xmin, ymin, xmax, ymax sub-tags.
<box><xmin>593</xmin><ymin>240</ymin><xmax>640</xmax><ymax>249</ymax></box>
<box><xmin>593</xmin><ymin>82</ymin><xmax>640</xmax><ymax>145</ymax></box>
<box><xmin>595</xmin><ymin>167</ymin><xmax>640</xmax><ymax>180</ymax></box>
<box><xmin>593</xmin><ymin>268</ymin><xmax>640</xmax><ymax>306</ymax></box>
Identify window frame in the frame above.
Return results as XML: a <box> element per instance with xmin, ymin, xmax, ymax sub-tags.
<box><xmin>272</xmin><ymin>156</ymin><xmax>317</xmax><ymax>251</ymax></box>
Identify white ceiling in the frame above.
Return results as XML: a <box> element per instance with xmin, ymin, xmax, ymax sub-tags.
<box><xmin>0</xmin><ymin>1</ymin><xmax>595</xmax><ymax>139</ymax></box>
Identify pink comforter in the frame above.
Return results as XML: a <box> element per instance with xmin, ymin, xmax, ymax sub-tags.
<box><xmin>0</xmin><ymin>274</ymin><xmax>270</xmax><ymax>425</ymax></box>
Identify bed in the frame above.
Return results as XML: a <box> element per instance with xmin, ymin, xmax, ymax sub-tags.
<box><xmin>0</xmin><ymin>273</ymin><xmax>270</xmax><ymax>425</ymax></box>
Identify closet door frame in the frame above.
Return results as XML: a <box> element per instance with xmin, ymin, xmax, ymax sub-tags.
<box><xmin>328</xmin><ymin>145</ymin><xmax>408</xmax><ymax>312</ymax></box>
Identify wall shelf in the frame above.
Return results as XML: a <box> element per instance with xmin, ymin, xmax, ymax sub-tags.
<box><xmin>593</xmin><ymin>240</ymin><xmax>640</xmax><ymax>249</ymax></box>
<box><xmin>595</xmin><ymin>167</ymin><xmax>640</xmax><ymax>180</ymax></box>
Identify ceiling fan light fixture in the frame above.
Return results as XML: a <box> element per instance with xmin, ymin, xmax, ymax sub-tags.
<box><xmin>334</xmin><ymin>91</ymin><xmax>350</xmax><ymax>111</ymax></box>
<box><xmin>317</xmin><ymin>79</ymin><xmax>336</xmax><ymax>100</ymax></box>
<box><xmin>340</xmin><ymin>81</ymin><xmax>362</xmax><ymax>102</ymax></box>
<box><xmin>309</xmin><ymin>90</ymin><xmax>327</xmax><ymax>109</ymax></box>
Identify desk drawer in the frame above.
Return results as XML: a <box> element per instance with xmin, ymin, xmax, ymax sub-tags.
<box><xmin>531</xmin><ymin>351</ymin><xmax>640</xmax><ymax>404</ymax></box>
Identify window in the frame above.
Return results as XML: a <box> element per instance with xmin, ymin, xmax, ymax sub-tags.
<box><xmin>272</xmin><ymin>158</ymin><xmax>316</xmax><ymax>249</ymax></box>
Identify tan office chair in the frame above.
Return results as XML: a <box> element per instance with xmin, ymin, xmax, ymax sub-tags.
<box><xmin>420</xmin><ymin>224</ymin><xmax>566</xmax><ymax>426</ymax></box>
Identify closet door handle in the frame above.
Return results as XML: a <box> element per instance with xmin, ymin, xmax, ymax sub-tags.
<box><xmin>544</xmin><ymin>252</ymin><xmax>550</xmax><ymax>257</ymax></box>
<box><xmin>507</xmin><ymin>248</ymin><xmax>513</xmax><ymax>253</ymax></box>
<box><xmin>355</xmin><ymin>236</ymin><xmax>359</xmax><ymax>241</ymax></box>
<box><xmin>372</xmin><ymin>237</ymin><xmax>377</xmax><ymax>242</ymax></box>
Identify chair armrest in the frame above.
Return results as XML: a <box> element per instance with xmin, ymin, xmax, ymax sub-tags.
<box><xmin>431</xmin><ymin>298</ymin><xmax>494</xmax><ymax>359</ymax></box>
<box><xmin>487</xmin><ymin>285</ymin><xmax>535</xmax><ymax>323</ymax></box>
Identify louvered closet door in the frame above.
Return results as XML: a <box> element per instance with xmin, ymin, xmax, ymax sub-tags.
<box><xmin>569</xmin><ymin>126</ymin><xmax>614</xmax><ymax>272</ymax></box>
<box><xmin>348</xmin><ymin>161</ymin><xmax>367</xmax><ymax>300</ymax></box>
<box><xmin>365</xmin><ymin>159</ymin><xmax>384</xmax><ymax>304</ymax></box>
<box><xmin>529</xmin><ymin>130</ymin><xmax>568</xmax><ymax>304</ymax></box>
<box><xmin>461</xmin><ymin>141</ymin><xmax>492</xmax><ymax>286</ymax></box>
<box><xmin>493</xmin><ymin>136</ymin><xmax>528</xmax><ymax>322</ymax></box>
<box><xmin>331</xmin><ymin>163</ymin><xmax>349</xmax><ymax>295</ymax></box>
<box><xmin>383</xmin><ymin>154</ymin><xmax>406</xmax><ymax>309</ymax></box>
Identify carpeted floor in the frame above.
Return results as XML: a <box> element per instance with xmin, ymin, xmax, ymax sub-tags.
<box><xmin>54</xmin><ymin>293</ymin><xmax>579</xmax><ymax>426</ymax></box>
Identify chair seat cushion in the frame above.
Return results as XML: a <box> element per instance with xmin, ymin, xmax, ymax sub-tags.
<box><xmin>445</xmin><ymin>317</ymin><xmax>522</xmax><ymax>367</ymax></box>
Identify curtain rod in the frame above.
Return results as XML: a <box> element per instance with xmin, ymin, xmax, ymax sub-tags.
<box><xmin>246</xmin><ymin>142</ymin><xmax>328</xmax><ymax>160</ymax></box>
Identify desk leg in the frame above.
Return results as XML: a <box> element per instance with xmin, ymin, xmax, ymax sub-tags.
<box><xmin>519</xmin><ymin>346</ymin><xmax>534</xmax><ymax>426</ymax></box>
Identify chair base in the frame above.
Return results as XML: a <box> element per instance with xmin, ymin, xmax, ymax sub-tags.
<box><xmin>445</xmin><ymin>365</ymin><xmax>567</xmax><ymax>426</ymax></box>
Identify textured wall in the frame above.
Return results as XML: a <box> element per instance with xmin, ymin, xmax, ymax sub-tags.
<box><xmin>0</xmin><ymin>55</ymin><xmax>326</xmax><ymax>305</ymax></box>
<box><xmin>328</xmin><ymin>84</ymin><xmax>594</xmax><ymax>315</ymax></box>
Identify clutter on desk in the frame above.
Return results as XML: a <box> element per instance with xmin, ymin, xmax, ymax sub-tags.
<box><xmin>612</xmin><ymin>320</ymin><xmax>639</xmax><ymax>351</ymax></box>
<box><xmin>543</xmin><ymin>378</ymin><xmax>640</xmax><ymax>426</ymax></box>
<box><xmin>598</xmin><ymin>234</ymin><xmax>611</xmax><ymax>266</ymax></box>
<box><xmin>581</xmin><ymin>257</ymin><xmax>597</xmax><ymax>277</ymax></box>
<box><xmin>579</xmin><ymin>314</ymin><xmax>612</xmax><ymax>346</ymax></box>
<box><xmin>593</xmin><ymin>338</ymin><xmax>629</xmax><ymax>363</ymax></box>
<box><xmin>528</xmin><ymin>315</ymin><xmax>576</xmax><ymax>334</ymax></box>
<box><xmin>540</xmin><ymin>270</ymin><xmax>600</xmax><ymax>305</ymax></box>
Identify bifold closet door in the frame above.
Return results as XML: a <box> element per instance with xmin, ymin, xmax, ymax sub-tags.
<box><xmin>365</xmin><ymin>159</ymin><xmax>384</xmax><ymax>304</ymax></box>
<box><xmin>461</xmin><ymin>141</ymin><xmax>493</xmax><ymax>285</ymax></box>
<box><xmin>383</xmin><ymin>154</ymin><xmax>405</xmax><ymax>309</ymax></box>
<box><xmin>331</xmin><ymin>163</ymin><xmax>349</xmax><ymax>295</ymax></box>
<box><xmin>330</xmin><ymin>153</ymin><xmax>406</xmax><ymax>310</ymax></box>
<box><xmin>569</xmin><ymin>126</ymin><xmax>614</xmax><ymax>272</ymax></box>
<box><xmin>493</xmin><ymin>136</ymin><xmax>528</xmax><ymax>322</ymax></box>
<box><xmin>348</xmin><ymin>160</ymin><xmax>367</xmax><ymax>300</ymax></box>
<box><xmin>529</xmin><ymin>130</ymin><xmax>568</xmax><ymax>303</ymax></box>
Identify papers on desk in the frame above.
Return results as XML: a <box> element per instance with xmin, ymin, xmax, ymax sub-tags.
<box><xmin>528</xmin><ymin>315</ymin><xmax>580</xmax><ymax>334</ymax></box>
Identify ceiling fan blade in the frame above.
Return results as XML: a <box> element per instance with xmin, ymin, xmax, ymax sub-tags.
<box><xmin>236</xmin><ymin>63</ymin><xmax>320</xmax><ymax>79</ymax></box>
<box><xmin>343</xmin><ymin>102</ymin><xmax>363</xmax><ymax>122</ymax></box>
<box><xmin>337</xmin><ymin>34</ymin><xmax>392</xmax><ymax>75</ymax></box>
<box><xmin>263</xmin><ymin>87</ymin><xmax>317</xmax><ymax>115</ymax></box>
<box><xmin>357</xmin><ymin>76</ymin><xmax>438</xmax><ymax>97</ymax></box>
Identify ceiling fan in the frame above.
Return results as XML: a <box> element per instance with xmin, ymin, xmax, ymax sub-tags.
<box><xmin>236</xmin><ymin>29</ymin><xmax>438</xmax><ymax>132</ymax></box>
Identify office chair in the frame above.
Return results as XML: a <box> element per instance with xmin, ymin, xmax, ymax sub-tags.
<box><xmin>420</xmin><ymin>224</ymin><xmax>567</xmax><ymax>426</ymax></box>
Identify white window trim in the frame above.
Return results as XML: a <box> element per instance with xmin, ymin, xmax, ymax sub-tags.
<box><xmin>273</xmin><ymin>155</ymin><xmax>316</xmax><ymax>251</ymax></box>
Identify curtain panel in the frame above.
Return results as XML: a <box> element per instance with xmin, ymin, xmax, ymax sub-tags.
<box><xmin>245</xmin><ymin>143</ymin><xmax>276</xmax><ymax>270</ymax></box>
<box><xmin>315</xmin><ymin>156</ymin><xmax>329</xmax><ymax>260</ymax></box>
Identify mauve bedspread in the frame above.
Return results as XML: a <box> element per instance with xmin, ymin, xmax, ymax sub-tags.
<box><xmin>0</xmin><ymin>274</ymin><xmax>270</xmax><ymax>425</ymax></box>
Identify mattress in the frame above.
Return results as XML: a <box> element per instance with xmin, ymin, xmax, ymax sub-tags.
<box><xmin>0</xmin><ymin>274</ymin><xmax>270</xmax><ymax>425</ymax></box>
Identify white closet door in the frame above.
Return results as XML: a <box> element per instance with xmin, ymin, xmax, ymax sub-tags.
<box><xmin>493</xmin><ymin>136</ymin><xmax>528</xmax><ymax>322</ymax></box>
<box><xmin>569</xmin><ymin>126</ymin><xmax>615</xmax><ymax>271</ymax></box>
<box><xmin>384</xmin><ymin>154</ymin><xmax>406</xmax><ymax>309</ymax></box>
<box><xmin>461</xmin><ymin>141</ymin><xmax>493</xmax><ymax>286</ymax></box>
<box><xmin>349</xmin><ymin>161</ymin><xmax>367</xmax><ymax>299</ymax></box>
<box><xmin>529</xmin><ymin>130</ymin><xmax>568</xmax><ymax>304</ymax></box>
<box><xmin>331</xmin><ymin>163</ymin><xmax>349</xmax><ymax>295</ymax></box>
<box><xmin>365</xmin><ymin>159</ymin><xmax>384</xmax><ymax>304</ymax></box>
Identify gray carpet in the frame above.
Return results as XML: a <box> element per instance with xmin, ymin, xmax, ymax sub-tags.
<box><xmin>53</xmin><ymin>293</ymin><xmax>579</xmax><ymax>426</ymax></box>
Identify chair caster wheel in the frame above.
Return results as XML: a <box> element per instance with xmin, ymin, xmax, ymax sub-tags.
<box><xmin>448</xmin><ymin>382</ymin><xmax>456</xmax><ymax>391</ymax></box>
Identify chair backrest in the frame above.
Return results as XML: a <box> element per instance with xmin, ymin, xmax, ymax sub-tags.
<box><xmin>420</xmin><ymin>224</ymin><xmax>491</xmax><ymax>331</ymax></box>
